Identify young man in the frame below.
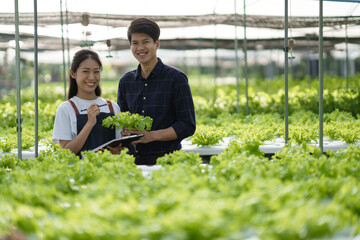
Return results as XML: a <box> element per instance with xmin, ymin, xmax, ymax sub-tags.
<box><xmin>117</xmin><ymin>18</ymin><xmax>196</xmax><ymax>165</ymax></box>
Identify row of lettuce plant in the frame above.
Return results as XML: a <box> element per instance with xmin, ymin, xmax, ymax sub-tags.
<box><xmin>192</xmin><ymin>109</ymin><xmax>360</xmax><ymax>146</ymax></box>
<box><xmin>1</xmin><ymin>106</ymin><xmax>359</xmax><ymax>152</ymax></box>
<box><xmin>1</xmin><ymin>80</ymin><xmax>360</xmax><ymax>151</ymax></box>
<box><xmin>0</xmin><ymin>141</ymin><xmax>359</xmax><ymax>239</ymax></box>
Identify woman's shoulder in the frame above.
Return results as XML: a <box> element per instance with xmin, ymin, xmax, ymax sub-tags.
<box><xmin>55</xmin><ymin>100</ymin><xmax>74</xmax><ymax>117</ymax></box>
<box><xmin>57</xmin><ymin>99</ymin><xmax>73</xmax><ymax>109</ymax></box>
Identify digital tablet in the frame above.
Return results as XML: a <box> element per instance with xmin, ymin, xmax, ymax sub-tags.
<box><xmin>91</xmin><ymin>134</ymin><xmax>144</xmax><ymax>152</ymax></box>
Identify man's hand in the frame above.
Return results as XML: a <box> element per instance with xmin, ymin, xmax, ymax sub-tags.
<box><xmin>131</xmin><ymin>130</ymin><xmax>155</xmax><ymax>144</ymax></box>
<box><xmin>122</xmin><ymin>126</ymin><xmax>178</xmax><ymax>145</ymax></box>
<box><xmin>122</xmin><ymin>127</ymin><xmax>152</xmax><ymax>144</ymax></box>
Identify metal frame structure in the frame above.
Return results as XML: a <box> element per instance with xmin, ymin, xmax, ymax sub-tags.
<box><xmin>6</xmin><ymin>0</ymin><xmax>360</xmax><ymax>158</ymax></box>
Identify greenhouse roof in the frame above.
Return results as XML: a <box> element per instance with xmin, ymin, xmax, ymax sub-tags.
<box><xmin>0</xmin><ymin>0</ymin><xmax>359</xmax><ymax>55</ymax></box>
<box><xmin>0</xmin><ymin>12</ymin><xmax>359</xmax><ymax>52</ymax></box>
<box><xmin>1</xmin><ymin>12</ymin><xmax>360</xmax><ymax>29</ymax></box>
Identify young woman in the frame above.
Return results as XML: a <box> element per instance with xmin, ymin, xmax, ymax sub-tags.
<box><xmin>52</xmin><ymin>49</ymin><xmax>122</xmax><ymax>156</ymax></box>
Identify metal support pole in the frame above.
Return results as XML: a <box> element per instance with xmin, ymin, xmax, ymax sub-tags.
<box><xmin>213</xmin><ymin>32</ymin><xmax>218</xmax><ymax>100</ymax></box>
<box><xmin>319</xmin><ymin>0</ymin><xmax>324</xmax><ymax>153</ymax></box>
<box><xmin>34</xmin><ymin>0</ymin><xmax>39</xmax><ymax>158</ymax></box>
<box><xmin>14</xmin><ymin>0</ymin><xmax>22</xmax><ymax>159</ymax></box>
<box><xmin>345</xmin><ymin>22</ymin><xmax>349</xmax><ymax>89</ymax></box>
<box><xmin>60</xmin><ymin>0</ymin><xmax>67</xmax><ymax>100</ymax></box>
<box><xmin>284</xmin><ymin>0</ymin><xmax>289</xmax><ymax>143</ymax></box>
<box><xmin>306</xmin><ymin>34</ymin><xmax>311</xmax><ymax>88</ymax></box>
<box><xmin>197</xmin><ymin>37</ymin><xmax>202</xmax><ymax>96</ymax></box>
<box><xmin>65</xmin><ymin>0</ymin><xmax>71</xmax><ymax>72</ymax></box>
<box><xmin>234</xmin><ymin>0</ymin><xmax>240</xmax><ymax>114</ymax></box>
<box><xmin>182</xmin><ymin>34</ymin><xmax>188</xmax><ymax>74</ymax></box>
<box><xmin>243</xmin><ymin>0</ymin><xmax>249</xmax><ymax>115</ymax></box>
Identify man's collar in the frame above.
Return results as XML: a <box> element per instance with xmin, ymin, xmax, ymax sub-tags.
<box><xmin>135</xmin><ymin>58</ymin><xmax>163</xmax><ymax>80</ymax></box>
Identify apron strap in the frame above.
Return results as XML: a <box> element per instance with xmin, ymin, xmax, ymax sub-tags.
<box><xmin>106</xmin><ymin>99</ymin><xmax>114</xmax><ymax>113</ymax></box>
<box><xmin>68</xmin><ymin>99</ymin><xmax>80</xmax><ymax>115</ymax></box>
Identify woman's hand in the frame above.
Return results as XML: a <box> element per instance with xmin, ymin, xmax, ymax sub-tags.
<box><xmin>121</xmin><ymin>127</ymin><xmax>132</xmax><ymax>137</ymax></box>
<box><xmin>106</xmin><ymin>143</ymin><xmax>123</xmax><ymax>155</ymax></box>
<box><xmin>59</xmin><ymin>103</ymin><xmax>101</xmax><ymax>155</ymax></box>
<box><xmin>86</xmin><ymin>103</ymin><xmax>100</xmax><ymax>127</ymax></box>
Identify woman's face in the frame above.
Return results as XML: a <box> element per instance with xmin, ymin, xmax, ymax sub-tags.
<box><xmin>71</xmin><ymin>58</ymin><xmax>101</xmax><ymax>100</ymax></box>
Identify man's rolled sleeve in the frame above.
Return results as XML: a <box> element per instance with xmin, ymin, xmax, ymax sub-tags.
<box><xmin>172</xmin><ymin>121</ymin><xmax>196</xmax><ymax>141</ymax></box>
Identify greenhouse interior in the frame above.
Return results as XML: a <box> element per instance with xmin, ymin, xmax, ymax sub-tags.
<box><xmin>1</xmin><ymin>0</ymin><xmax>360</xmax><ymax>239</ymax></box>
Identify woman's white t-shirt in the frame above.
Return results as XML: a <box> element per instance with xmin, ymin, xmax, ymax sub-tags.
<box><xmin>52</xmin><ymin>96</ymin><xmax>121</xmax><ymax>144</ymax></box>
